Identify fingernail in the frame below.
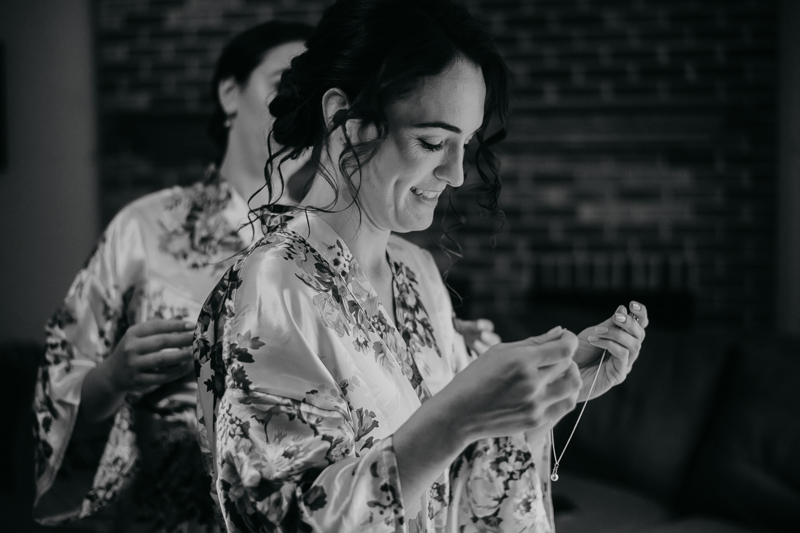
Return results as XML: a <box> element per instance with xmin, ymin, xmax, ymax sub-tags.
<box><xmin>185</xmin><ymin>322</ymin><xmax>196</xmax><ymax>330</ymax></box>
<box><xmin>615</xmin><ymin>314</ymin><xmax>627</xmax><ymax>323</ymax></box>
<box><xmin>547</xmin><ymin>325</ymin><xmax>563</xmax><ymax>335</ymax></box>
<box><xmin>588</xmin><ymin>335</ymin><xmax>600</xmax><ymax>342</ymax></box>
<box><xmin>631</xmin><ymin>301</ymin><xmax>641</xmax><ymax>311</ymax></box>
<box><xmin>594</xmin><ymin>326</ymin><xmax>609</xmax><ymax>333</ymax></box>
<box><xmin>617</xmin><ymin>305</ymin><xmax>627</xmax><ymax>313</ymax></box>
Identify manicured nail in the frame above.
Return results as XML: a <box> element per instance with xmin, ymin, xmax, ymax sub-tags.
<box><xmin>185</xmin><ymin>322</ymin><xmax>196</xmax><ymax>330</ymax></box>
<box><xmin>594</xmin><ymin>326</ymin><xmax>609</xmax><ymax>333</ymax></box>
<box><xmin>547</xmin><ymin>325</ymin><xmax>563</xmax><ymax>335</ymax></box>
<box><xmin>588</xmin><ymin>335</ymin><xmax>600</xmax><ymax>342</ymax></box>
<box><xmin>615</xmin><ymin>314</ymin><xmax>627</xmax><ymax>323</ymax></box>
<box><xmin>631</xmin><ymin>301</ymin><xmax>641</xmax><ymax>311</ymax></box>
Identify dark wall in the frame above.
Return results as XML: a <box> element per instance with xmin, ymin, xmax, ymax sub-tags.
<box><xmin>95</xmin><ymin>0</ymin><xmax>778</xmax><ymax>334</ymax></box>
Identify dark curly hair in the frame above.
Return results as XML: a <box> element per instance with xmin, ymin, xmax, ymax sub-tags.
<box><xmin>264</xmin><ymin>0</ymin><xmax>509</xmax><ymax>227</ymax></box>
<box><xmin>208</xmin><ymin>20</ymin><xmax>314</xmax><ymax>162</ymax></box>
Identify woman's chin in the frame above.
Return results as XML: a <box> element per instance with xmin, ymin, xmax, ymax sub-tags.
<box><xmin>394</xmin><ymin>209</ymin><xmax>435</xmax><ymax>233</ymax></box>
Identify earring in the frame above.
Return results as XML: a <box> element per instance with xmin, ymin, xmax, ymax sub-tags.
<box><xmin>224</xmin><ymin>112</ymin><xmax>236</xmax><ymax>129</ymax></box>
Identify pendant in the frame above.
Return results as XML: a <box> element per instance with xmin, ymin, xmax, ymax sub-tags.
<box><xmin>550</xmin><ymin>464</ymin><xmax>559</xmax><ymax>482</ymax></box>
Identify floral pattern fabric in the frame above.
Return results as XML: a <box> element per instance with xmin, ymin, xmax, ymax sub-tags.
<box><xmin>194</xmin><ymin>213</ymin><xmax>555</xmax><ymax>533</ymax></box>
<box><xmin>32</xmin><ymin>167</ymin><xmax>254</xmax><ymax>532</ymax></box>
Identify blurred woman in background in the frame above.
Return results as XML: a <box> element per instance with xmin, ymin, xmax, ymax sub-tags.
<box><xmin>31</xmin><ymin>21</ymin><xmax>315</xmax><ymax>532</ymax></box>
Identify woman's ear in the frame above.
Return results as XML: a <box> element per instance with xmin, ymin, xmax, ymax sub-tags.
<box><xmin>321</xmin><ymin>88</ymin><xmax>361</xmax><ymax>142</ymax></box>
<box><xmin>217</xmin><ymin>77</ymin><xmax>240</xmax><ymax>115</ymax></box>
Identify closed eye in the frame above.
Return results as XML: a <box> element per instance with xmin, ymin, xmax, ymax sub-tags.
<box><xmin>418</xmin><ymin>139</ymin><xmax>445</xmax><ymax>152</ymax></box>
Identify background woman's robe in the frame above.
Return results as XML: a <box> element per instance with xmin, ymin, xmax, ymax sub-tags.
<box><xmin>32</xmin><ymin>168</ymin><xmax>254</xmax><ymax>531</ymax></box>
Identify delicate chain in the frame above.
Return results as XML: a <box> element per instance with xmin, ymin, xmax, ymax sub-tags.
<box><xmin>549</xmin><ymin>349</ymin><xmax>606</xmax><ymax>482</ymax></box>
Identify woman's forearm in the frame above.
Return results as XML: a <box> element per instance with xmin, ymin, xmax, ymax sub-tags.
<box><xmin>392</xmin><ymin>394</ymin><xmax>469</xmax><ymax>503</ymax></box>
<box><xmin>77</xmin><ymin>361</ymin><xmax>126</xmax><ymax>425</ymax></box>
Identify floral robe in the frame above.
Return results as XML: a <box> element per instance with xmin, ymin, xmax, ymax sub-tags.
<box><xmin>194</xmin><ymin>213</ymin><xmax>555</xmax><ymax>533</ymax></box>
<box><xmin>32</xmin><ymin>168</ymin><xmax>256</xmax><ymax>532</ymax></box>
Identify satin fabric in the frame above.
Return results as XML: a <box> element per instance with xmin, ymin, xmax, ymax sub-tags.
<box><xmin>194</xmin><ymin>213</ymin><xmax>554</xmax><ymax>533</ymax></box>
<box><xmin>32</xmin><ymin>168</ymin><xmax>254</xmax><ymax>531</ymax></box>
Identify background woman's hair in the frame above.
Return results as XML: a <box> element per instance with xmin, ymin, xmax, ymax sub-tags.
<box><xmin>265</xmin><ymin>0</ymin><xmax>510</xmax><ymax>225</ymax></box>
<box><xmin>208</xmin><ymin>20</ymin><xmax>314</xmax><ymax>161</ymax></box>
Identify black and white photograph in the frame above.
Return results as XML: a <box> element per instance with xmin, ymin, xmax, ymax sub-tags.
<box><xmin>1</xmin><ymin>1</ymin><xmax>797</xmax><ymax>532</ymax></box>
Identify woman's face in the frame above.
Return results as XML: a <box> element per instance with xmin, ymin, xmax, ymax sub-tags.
<box><xmin>356</xmin><ymin>58</ymin><xmax>487</xmax><ymax>234</ymax></box>
<box><xmin>229</xmin><ymin>40</ymin><xmax>306</xmax><ymax>173</ymax></box>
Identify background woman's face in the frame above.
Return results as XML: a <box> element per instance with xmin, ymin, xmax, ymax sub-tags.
<box><xmin>357</xmin><ymin>58</ymin><xmax>487</xmax><ymax>233</ymax></box>
<box><xmin>230</xmin><ymin>40</ymin><xmax>306</xmax><ymax>171</ymax></box>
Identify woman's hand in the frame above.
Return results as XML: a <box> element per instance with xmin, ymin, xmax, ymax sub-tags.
<box><xmin>454</xmin><ymin>317</ymin><xmax>502</xmax><ymax>354</ymax></box>
<box><xmin>79</xmin><ymin>319</ymin><xmax>195</xmax><ymax>424</ymax></box>
<box><xmin>103</xmin><ymin>319</ymin><xmax>196</xmax><ymax>393</ymax></box>
<box><xmin>432</xmin><ymin>326</ymin><xmax>582</xmax><ymax>444</ymax></box>
<box><xmin>572</xmin><ymin>301</ymin><xmax>649</xmax><ymax>402</ymax></box>
<box><xmin>393</xmin><ymin>326</ymin><xmax>581</xmax><ymax>502</ymax></box>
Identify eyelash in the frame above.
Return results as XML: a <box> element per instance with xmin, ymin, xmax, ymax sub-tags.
<box><xmin>418</xmin><ymin>139</ymin><xmax>471</xmax><ymax>152</ymax></box>
<box><xmin>419</xmin><ymin>139</ymin><xmax>445</xmax><ymax>152</ymax></box>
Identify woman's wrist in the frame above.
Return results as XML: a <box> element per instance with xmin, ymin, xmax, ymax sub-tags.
<box><xmin>77</xmin><ymin>358</ymin><xmax>126</xmax><ymax>424</ymax></box>
<box><xmin>393</xmin><ymin>393</ymin><xmax>471</xmax><ymax>502</ymax></box>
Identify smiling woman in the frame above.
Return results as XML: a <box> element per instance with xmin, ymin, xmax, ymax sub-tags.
<box><xmin>193</xmin><ymin>1</ymin><xmax>593</xmax><ymax>532</ymax></box>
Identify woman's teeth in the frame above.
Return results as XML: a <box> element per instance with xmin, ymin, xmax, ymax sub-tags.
<box><xmin>411</xmin><ymin>187</ymin><xmax>441</xmax><ymax>200</ymax></box>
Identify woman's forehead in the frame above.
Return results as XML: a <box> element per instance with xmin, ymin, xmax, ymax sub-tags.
<box><xmin>389</xmin><ymin>59</ymin><xmax>486</xmax><ymax>133</ymax></box>
<box><xmin>258</xmin><ymin>41</ymin><xmax>306</xmax><ymax>76</ymax></box>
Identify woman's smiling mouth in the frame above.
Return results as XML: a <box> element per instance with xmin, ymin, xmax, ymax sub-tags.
<box><xmin>410</xmin><ymin>186</ymin><xmax>442</xmax><ymax>200</ymax></box>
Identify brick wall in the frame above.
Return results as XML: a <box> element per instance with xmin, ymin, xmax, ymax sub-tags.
<box><xmin>96</xmin><ymin>0</ymin><xmax>778</xmax><ymax>333</ymax></box>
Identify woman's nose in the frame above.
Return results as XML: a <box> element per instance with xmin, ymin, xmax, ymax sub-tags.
<box><xmin>435</xmin><ymin>146</ymin><xmax>466</xmax><ymax>188</ymax></box>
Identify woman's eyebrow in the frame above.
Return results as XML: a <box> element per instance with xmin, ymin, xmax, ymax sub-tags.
<box><xmin>412</xmin><ymin>121</ymin><xmax>462</xmax><ymax>134</ymax></box>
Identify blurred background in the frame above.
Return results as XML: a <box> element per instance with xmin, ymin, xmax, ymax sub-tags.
<box><xmin>1</xmin><ymin>0</ymin><xmax>798</xmax><ymax>532</ymax></box>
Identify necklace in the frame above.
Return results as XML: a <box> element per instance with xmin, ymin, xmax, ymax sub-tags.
<box><xmin>549</xmin><ymin>349</ymin><xmax>606</xmax><ymax>482</ymax></box>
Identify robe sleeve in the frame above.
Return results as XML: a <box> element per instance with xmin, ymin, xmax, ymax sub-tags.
<box><xmin>32</xmin><ymin>208</ymin><xmax>147</xmax><ymax>524</ymax></box>
<box><xmin>412</xmin><ymin>248</ymin><xmax>555</xmax><ymax>532</ymax></box>
<box><xmin>195</xmin><ymin>249</ymin><xmax>406</xmax><ymax>533</ymax></box>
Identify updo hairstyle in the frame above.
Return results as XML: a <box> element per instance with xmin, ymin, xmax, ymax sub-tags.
<box><xmin>265</xmin><ymin>0</ymin><xmax>510</xmax><ymax>217</ymax></box>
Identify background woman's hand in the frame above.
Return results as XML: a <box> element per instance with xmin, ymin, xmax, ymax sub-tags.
<box><xmin>79</xmin><ymin>319</ymin><xmax>196</xmax><ymax>424</ymax></box>
<box><xmin>102</xmin><ymin>319</ymin><xmax>196</xmax><ymax>394</ymax></box>
<box><xmin>431</xmin><ymin>326</ymin><xmax>583</xmax><ymax>445</ymax></box>
<box><xmin>572</xmin><ymin>301</ymin><xmax>649</xmax><ymax>402</ymax></box>
<box><xmin>454</xmin><ymin>317</ymin><xmax>502</xmax><ymax>354</ymax></box>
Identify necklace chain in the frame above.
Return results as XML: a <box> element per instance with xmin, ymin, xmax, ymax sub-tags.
<box><xmin>549</xmin><ymin>349</ymin><xmax>606</xmax><ymax>482</ymax></box>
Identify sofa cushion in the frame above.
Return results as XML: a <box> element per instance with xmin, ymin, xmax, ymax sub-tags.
<box><xmin>553</xmin><ymin>471</ymin><xmax>671</xmax><ymax>533</ymax></box>
<box><xmin>639</xmin><ymin>516</ymin><xmax>757</xmax><ymax>533</ymax></box>
<box><xmin>679</xmin><ymin>335</ymin><xmax>800</xmax><ymax>532</ymax></box>
<box><xmin>553</xmin><ymin>327</ymin><xmax>735</xmax><ymax>501</ymax></box>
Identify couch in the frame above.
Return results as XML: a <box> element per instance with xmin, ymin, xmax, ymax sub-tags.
<box><xmin>506</xmin><ymin>305</ymin><xmax>800</xmax><ymax>533</ymax></box>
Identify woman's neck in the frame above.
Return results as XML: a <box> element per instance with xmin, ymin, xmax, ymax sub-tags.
<box><xmin>218</xmin><ymin>138</ymin><xmax>272</xmax><ymax>206</ymax></box>
<box><xmin>302</xmin><ymin>174</ymin><xmax>391</xmax><ymax>279</ymax></box>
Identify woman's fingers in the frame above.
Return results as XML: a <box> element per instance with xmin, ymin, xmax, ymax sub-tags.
<box><xmin>543</xmin><ymin>363</ymin><xmax>582</xmax><ymax>403</ymax></box>
<box><xmin>131</xmin><ymin>318</ymin><xmax>194</xmax><ymax>338</ymax></box>
<box><xmin>610</xmin><ymin>305</ymin><xmax>646</xmax><ymax>341</ymax></box>
<box><xmin>133</xmin><ymin>347</ymin><xmax>194</xmax><ymax>371</ymax></box>
<box><xmin>586</xmin><ymin>337</ymin><xmax>631</xmax><ymax>378</ymax></box>
<box><xmin>628</xmin><ymin>300</ymin><xmax>649</xmax><ymax>328</ymax></box>
<box><xmin>480</xmin><ymin>330</ymin><xmax>502</xmax><ymax>347</ymax></box>
<box><xmin>544</xmin><ymin>394</ymin><xmax>580</xmax><ymax>424</ymax></box>
<box><xmin>133</xmin><ymin>331</ymin><xmax>195</xmax><ymax>354</ymax></box>
<box><xmin>134</xmin><ymin>361</ymin><xmax>194</xmax><ymax>386</ymax></box>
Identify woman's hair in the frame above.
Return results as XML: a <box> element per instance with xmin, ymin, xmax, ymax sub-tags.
<box><xmin>208</xmin><ymin>20</ymin><xmax>315</xmax><ymax>160</ymax></box>
<box><xmin>265</xmin><ymin>0</ymin><xmax>510</xmax><ymax>222</ymax></box>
